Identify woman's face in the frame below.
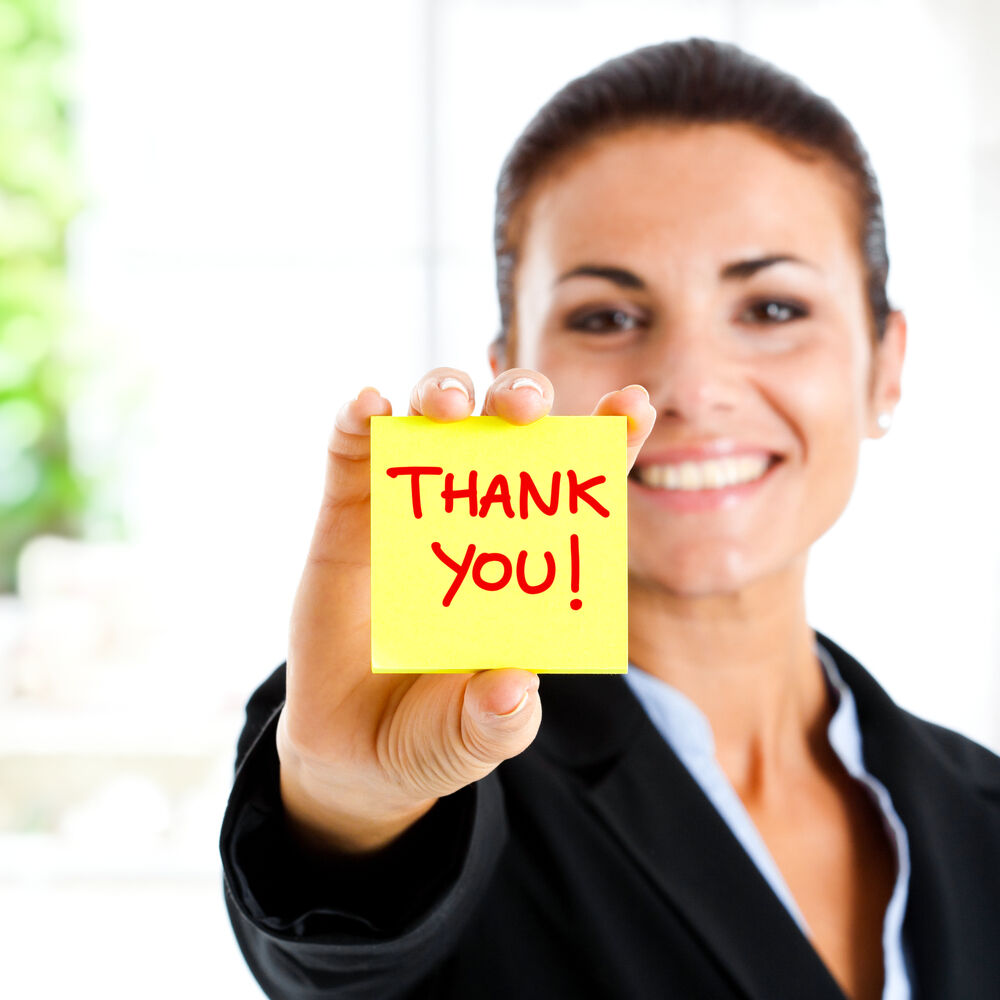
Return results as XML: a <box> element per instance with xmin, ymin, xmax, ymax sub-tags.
<box><xmin>502</xmin><ymin>122</ymin><xmax>904</xmax><ymax>598</ymax></box>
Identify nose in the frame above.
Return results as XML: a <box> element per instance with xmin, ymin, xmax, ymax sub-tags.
<box><xmin>642</xmin><ymin>326</ymin><xmax>741</xmax><ymax>423</ymax></box>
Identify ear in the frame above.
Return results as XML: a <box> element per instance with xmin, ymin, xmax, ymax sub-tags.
<box><xmin>867</xmin><ymin>309</ymin><xmax>907</xmax><ymax>438</ymax></box>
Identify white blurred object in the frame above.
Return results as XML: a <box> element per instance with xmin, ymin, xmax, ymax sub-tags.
<box><xmin>11</xmin><ymin>535</ymin><xmax>160</xmax><ymax>706</ymax></box>
<box><xmin>59</xmin><ymin>773</ymin><xmax>171</xmax><ymax>846</ymax></box>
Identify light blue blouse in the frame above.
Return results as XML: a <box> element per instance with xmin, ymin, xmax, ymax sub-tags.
<box><xmin>624</xmin><ymin>643</ymin><xmax>912</xmax><ymax>1000</ymax></box>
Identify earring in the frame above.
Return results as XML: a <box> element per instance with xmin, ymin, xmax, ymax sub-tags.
<box><xmin>876</xmin><ymin>411</ymin><xmax>892</xmax><ymax>432</ymax></box>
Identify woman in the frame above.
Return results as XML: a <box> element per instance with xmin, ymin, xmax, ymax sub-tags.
<box><xmin>221</xmin><ymin>39</ymin><xmax>1000</xmax><ymax>999</ymax></box>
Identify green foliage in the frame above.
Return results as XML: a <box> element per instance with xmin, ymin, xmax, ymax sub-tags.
<box><xmin>0</xmin><ymin>0</ymin><xmax>86</xmax><ymax>591</ymax></box>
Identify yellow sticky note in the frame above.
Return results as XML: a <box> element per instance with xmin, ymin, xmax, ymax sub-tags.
<box><xmin>370</xmin><ymin>415</ymin><xmax>627</xmax><ymax>673</ymax></box>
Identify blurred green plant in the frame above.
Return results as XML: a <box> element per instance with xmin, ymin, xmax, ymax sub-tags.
<box><xmin>0</xmin><ymin>0</ymin><xmax>87</xmax><ymax>591</ymax></box>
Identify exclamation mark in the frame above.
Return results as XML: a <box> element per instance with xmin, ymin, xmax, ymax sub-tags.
<box><xmin>569</xmin><ymin>533</ymin><xmax>582</xmax><ymax>610</ymax></box>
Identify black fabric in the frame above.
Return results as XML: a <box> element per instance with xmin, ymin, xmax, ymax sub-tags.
<box><xmin>220</xmin><ymin>632</ymin><xmax>1000</xmax><ymax>999</ymax></box>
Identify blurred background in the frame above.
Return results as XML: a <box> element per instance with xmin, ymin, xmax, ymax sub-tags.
<box><xmin>1</xmin><ymin>0</ymin><xmax>997</xmax><ymax>995</ymax></box>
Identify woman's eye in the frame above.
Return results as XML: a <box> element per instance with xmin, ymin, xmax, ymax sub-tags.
<box><xmin>741</xmin><ymin>299</ymin><xmax>808</xmax><ymax>324</ymax></box>
<box><xmin>568</xmin><ymin>308</ymin><xmax>643</xmax><ymax>333</ymax></box>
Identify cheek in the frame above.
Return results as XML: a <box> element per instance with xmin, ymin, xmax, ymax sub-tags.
<box><xmin>777</xmin><ymin>344</ymin><xmax>869</xmax><ymax>523</ymax></box>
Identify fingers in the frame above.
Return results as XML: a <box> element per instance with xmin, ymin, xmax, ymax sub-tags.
<box><xmin>277</xmin><ymin>668</ymin><xmax>544</xmax><ymax>854</ymax></box>
<box><xmin>306</xmin><ymin>387</ymin><xmax>392</xmax><ymax>566</ymax></box>
<box><xmin>328</xmin><ymin>385</ymin><xmax>392</xmax><ymax>495</ymax></box>
<box><xmin>460</xmin><ymin>669</ymin><xmax>542</xmax><ymax>766</ymax></box>
<box><xmin>409</xmin><ymin>368</ymin><xmax>476</xmax><ymax>421</ymax></box>
<box><xmin>290</xmin><ymin>387</ymin><xmax>395</xmax><ymax>734</ymax></box>
<box><xmin>593</xmin><ymin>384</ymin><xmax>657</xmax><ymax>472</ymax></box>
<box><xmin>481</xmin><ymin>369</ymin><xmax>554</xmax><ymax>424</ymax></box>
<box><xmin>408</xmin><ymin>366</ymin><xmax>554</xmax><ymax>425</ymax></box>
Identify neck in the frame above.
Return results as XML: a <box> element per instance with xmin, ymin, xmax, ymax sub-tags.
<box><xmin>628</xmin><ymin>560</ymin><xmax>832</xmax><ymax>800</ymax></box>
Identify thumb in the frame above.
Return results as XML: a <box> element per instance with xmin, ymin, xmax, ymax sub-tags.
<box><xmin>460</xmin><ymin>669</ymin><xmax>542</xmax><ymax>767</ymax></box>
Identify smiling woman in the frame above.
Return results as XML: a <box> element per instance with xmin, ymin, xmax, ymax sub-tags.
<box><xmin>221</xmin><ymin>38</ymin><xmax>1000</xmax><ymax>1000</ymax></box>
<box><xmin>507</xmin><ymin>121</ymin><xmax>903</xmax><ymax>603</ymax></box>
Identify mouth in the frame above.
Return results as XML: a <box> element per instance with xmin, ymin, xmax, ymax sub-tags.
<box><xmin>629</xmin><ymin>454</ymin><xmax>781</xmax><ymax>492</ymax></box>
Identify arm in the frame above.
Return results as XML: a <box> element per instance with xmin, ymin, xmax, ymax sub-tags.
<box><xmin>220</xmin><ymin>664</ymin><xmax>509</xmax><ymax>999</ymax></box>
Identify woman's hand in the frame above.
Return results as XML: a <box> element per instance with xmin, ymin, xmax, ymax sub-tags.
<box><xmin>276</xmin><ymin>367</ymin><xmax>656</xmax><ymax>854</ymax></box>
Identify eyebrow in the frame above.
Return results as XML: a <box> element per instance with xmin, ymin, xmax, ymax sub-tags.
<box><xmin>554</xmin><ymin>265</ymin><xmax>646</xmax><ymax>289</ymax></box>
<box><xmin>554</xmin><ymin>255</ymin><xmax>816</xmax><ymax>290</ymax></box>
<box><xmin>720</xmin><ymin>254</ymin><xmax>818</xmax><ymax>279</ymax></box>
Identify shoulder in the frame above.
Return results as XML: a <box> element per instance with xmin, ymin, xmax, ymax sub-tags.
<box><xmin>816</xmin><ymin>630</ymin><xmax>1000</xmax><ymax>800</ymax></box>
<box><xmin>898</xmin><ymin>710</ymin><xmax>1000</xmax><ymax>796</ymax></box>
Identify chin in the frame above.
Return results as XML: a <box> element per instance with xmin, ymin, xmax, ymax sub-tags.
<box><xmin>628</xmin><ymin>544</ymin><xmax>762</xmax><ymax>599</ymax></box>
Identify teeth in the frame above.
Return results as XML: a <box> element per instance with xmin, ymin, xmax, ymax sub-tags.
<box><xmin>636</xmin><ymin>455</ymin><xmax>771</xmax><ymax>491</ymax></box>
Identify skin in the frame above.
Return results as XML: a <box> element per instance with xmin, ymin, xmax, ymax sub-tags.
<box><xmin>278</xmin><ymin>122</ymin><xmax>906</xmax><ymax>1000</ymax></box>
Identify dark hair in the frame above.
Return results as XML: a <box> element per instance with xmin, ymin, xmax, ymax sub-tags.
<box><xmin>494</xmin><ymin>37</ymin><xmax>891</xmax><ymax>346</ymax></box>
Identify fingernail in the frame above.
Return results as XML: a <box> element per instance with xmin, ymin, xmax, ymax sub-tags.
<box><xmin>493</xmin><ymin>689</ymin><xmax>532</xmax><ymax>719</ymax></box>
<box><xmin>438</xmin><ymin>376</ymin><xmax>470</xmax><ymax>400</ymax></box>
<box><xmin>623</xmin><ymin>384</ymin><xmax>650</xmax><ymax>400</ymax></box>
<box><xmin>510</xmin><ymin>376</ymin><xmax>544</xmax><ymax>396</ymax></box>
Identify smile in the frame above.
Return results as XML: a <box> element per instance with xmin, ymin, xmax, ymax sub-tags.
<box><xmin>632</xmin><ymin>455</ymin><xmax>774</xmax><ymax>491</ymax></box>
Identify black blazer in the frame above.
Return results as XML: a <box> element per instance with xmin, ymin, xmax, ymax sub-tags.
<box><xmin>221</xmin><ymin>632</ymin><xmax>1000</xmax><ymax>999</ymax></box>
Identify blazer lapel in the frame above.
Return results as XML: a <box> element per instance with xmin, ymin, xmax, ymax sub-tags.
<box><xmin>818</xmin><ymin>631</ymin><xmax>1000</xmax><ymax>999</ymax></box>
<box><xmin>538</xmin><ymin>674</ymin><xmax>847</xmax><ymax>1000</ymax></box>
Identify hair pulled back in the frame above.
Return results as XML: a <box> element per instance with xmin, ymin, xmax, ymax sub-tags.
<box><xmin>494</xmin><ymin>37</ymin><xmax>891</xmax><ymax>345</ymax></box>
